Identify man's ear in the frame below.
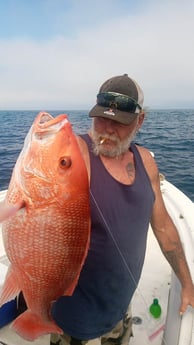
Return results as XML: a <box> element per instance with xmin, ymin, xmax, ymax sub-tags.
<box><xmin>137</xmin><ymin>112</ymin><xmax>145</xmax><ymax>129</ymax></box>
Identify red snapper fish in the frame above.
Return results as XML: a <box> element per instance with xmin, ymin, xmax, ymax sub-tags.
<box><xmin>0</xmin><ymin>112</ymin><xmax>90</xmax><ymax>341</ymax></box>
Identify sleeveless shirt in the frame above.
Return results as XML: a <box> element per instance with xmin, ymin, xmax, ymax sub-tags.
<box><xmin>52</xmin><ymin>135</ymin><xmax>155</xmax><ymax>339</ymax></box>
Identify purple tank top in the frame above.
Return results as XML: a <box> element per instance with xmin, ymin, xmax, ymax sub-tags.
<box><xmin>52</xmin><ymin>135</ymin><xmax>155</xmax><ymax>339</ymax></box>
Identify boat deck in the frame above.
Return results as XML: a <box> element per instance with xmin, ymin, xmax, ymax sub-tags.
<box><xmin>130</xmin><ymin>228</ymin><xmax>171</xmax><ymax>344</ymax></box>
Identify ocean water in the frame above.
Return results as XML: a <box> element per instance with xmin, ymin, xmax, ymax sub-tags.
<box><xmin>0</xmin><ymin>109</ymin><xmax>193</xmax><ymax>201</ymax></box>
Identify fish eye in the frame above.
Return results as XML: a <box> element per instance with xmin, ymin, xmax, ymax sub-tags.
<box><xmin>60</xmin><ymin>156</ymin><xmax>72</xmax><ymax>169</ymax></box>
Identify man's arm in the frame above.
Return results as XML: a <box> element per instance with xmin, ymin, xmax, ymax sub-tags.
<box><xmin>150</xmin><ymin>160</ymin><xmax>194</xmax><ymax>314</ymax></box>
<box><xmin>138</xmin><ymin>145</ymin><xmax>194</xmax><ymax>314</ymax></box>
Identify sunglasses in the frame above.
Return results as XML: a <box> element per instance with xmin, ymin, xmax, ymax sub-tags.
<box><xmin>97</xmin><ymin>92</ymin><xmax>142</xmax><ymax>113</ymax></box>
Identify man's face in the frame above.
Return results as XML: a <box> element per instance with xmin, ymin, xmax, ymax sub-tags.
<box><xmin>91</xmin><ymin>116</ymin><xmax>141</xmax><ymax>158</ymax></box>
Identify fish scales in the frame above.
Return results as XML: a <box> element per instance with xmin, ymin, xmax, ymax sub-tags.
<box><xmin>0</xmin><ymin>112</ymin><xmax>90</xmax><ymax>341</ymax></box>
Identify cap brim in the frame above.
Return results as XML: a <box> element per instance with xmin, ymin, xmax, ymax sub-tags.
<box><xmin>89</xmin><ymin>105</ymin><xmax>138</xmax><ymax>125</ymax></box>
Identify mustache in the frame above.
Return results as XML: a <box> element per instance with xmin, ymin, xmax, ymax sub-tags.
<box><xmin>96</xmin><ymin>134</ymin><xmax>120</xmax><ymax>145</ymax></box>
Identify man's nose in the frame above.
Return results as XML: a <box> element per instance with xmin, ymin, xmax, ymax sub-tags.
<box><xmin>104</xmin><ymin>119</ymin><xmax>116</xmax><ymax>133</ymax></box>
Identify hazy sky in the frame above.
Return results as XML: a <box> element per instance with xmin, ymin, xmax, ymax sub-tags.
<box><xmin>0</xmin><ymin>0</ymin><xmax>194</xmax><ymax>110</ymax></box>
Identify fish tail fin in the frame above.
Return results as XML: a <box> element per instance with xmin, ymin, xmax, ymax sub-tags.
<box><xmin>0</xmin><ymin>266</ymin><xmax>20</xmax><ymax>306</ymax></box>
<box><xmin>12</xmin><ymin>310</ymin><xmax>63</xmax><ymax>341</ymax></box>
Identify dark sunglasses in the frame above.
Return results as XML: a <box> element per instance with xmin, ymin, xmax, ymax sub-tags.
<box><xmin>97</xmin><ymin>92</ymin><xmax>142</xmax><ymax>113</ymax></box>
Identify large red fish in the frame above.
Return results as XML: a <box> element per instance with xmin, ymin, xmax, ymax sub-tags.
<box><xmin>0</xmin><ymin>112</ymin><xmax>90</xmax><ymax>341</ymax></box>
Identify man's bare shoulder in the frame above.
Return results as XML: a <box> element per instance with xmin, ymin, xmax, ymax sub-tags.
<box><xmin>135</xmin><ymin>144</ymin><xmax>159</xmax><ymax>183</ymax></box>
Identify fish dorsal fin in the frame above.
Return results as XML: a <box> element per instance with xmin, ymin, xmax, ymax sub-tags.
<box><xmin>0</xmin><ymin>266</ymin><xmax>20</xmax><ymax>306</ymax></box>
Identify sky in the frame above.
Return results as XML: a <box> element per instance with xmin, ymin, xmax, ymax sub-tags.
<box><xmin>0</xmin><ymin>0</ymin><xmax>194</xmax><ymax>110</ymax></box>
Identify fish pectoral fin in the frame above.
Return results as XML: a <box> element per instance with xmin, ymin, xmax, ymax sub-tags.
<box><xmin>12</xmin><ymin>310</ymin><xmax>63</xmax><ymax>341</ymax></box>
<box><xmin>0</xmin><ymin>266</ymin><xmax>20</xmax><ymax>306</ymax></box>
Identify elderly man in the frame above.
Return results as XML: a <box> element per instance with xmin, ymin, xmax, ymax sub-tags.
<box><xmin>51</xmin><ymin>74</ymin><xmax>194</xmax><ymax>345</ymax></box>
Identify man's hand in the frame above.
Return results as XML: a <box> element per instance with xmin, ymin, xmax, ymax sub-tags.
<box><xmin>0</xmin><ymin>200</ymin><xmax>24</xmax><ymax>223</ymax></box>
<box><xmin>180</xmin><ymin>285</ymin><xmax>194</xmax><ymax>315</ymax></box>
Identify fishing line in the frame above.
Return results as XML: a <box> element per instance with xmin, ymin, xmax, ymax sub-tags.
<box><xmin>89</xmin><ymin>189</ymin><xmax>149</xmax><ymax>308</ymax></box>
<box><xmin>89</xmin><ymin>189</ymin><xmax>168</xmax><ymax>344</ymax></box>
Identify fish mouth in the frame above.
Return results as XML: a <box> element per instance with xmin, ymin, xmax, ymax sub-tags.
<box><xmin>33</xmin><ymin>112</ymin><xmax>69</xmax><ymax>135</ymax></box>
<box><xmin>38</xmin><ymin>112</ymin><xmax>53</xmax><ymax>124</ymax></box>
<box><xmin>31</xmin><ymin>112</ymin><xmax>69</xmax><ymax>141</ymax></box>
<box><xmin>20</xmin><ymin>112</ymin><xmax>70</xmax><ymax>184</ymax></box>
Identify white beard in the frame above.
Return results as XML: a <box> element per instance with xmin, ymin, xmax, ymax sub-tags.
<box><xmin>91</xmin><ymin>123</ymin><xmax>137</xmax><ymax>158</ymax></box>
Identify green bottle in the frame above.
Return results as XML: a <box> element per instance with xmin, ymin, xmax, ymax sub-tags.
<box><xmin>149</xmin><ymin>298</ymin><xmax>162</xmax><ymax>318</ymax></box>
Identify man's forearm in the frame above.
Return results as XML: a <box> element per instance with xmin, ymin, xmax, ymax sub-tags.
<box><xmin>156</xmin><ymin>228</ymin><xmax>193</xmax><ymax>288</ymax></box>
<box><xmin>162</xmin><ymin>242</ymin><xmax>193</xmax><ymax>287</ymax></box>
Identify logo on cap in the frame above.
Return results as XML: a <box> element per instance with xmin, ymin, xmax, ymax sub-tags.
<box><xmin>103</xmin><ymin>109</ymin><xmax>115</xmax><ymax>116</ymax></box>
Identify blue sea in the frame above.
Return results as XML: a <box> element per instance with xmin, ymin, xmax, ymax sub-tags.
<box><xmin>0</xmin><ymin>109</ymin><xmax>193</xmax><ymax>201</ymax></box>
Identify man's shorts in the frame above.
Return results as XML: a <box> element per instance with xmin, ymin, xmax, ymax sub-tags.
<box><xmin>50</xmin><ymin>305</ymin><xmax>133</xmax><ymax>345</ymax></box>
